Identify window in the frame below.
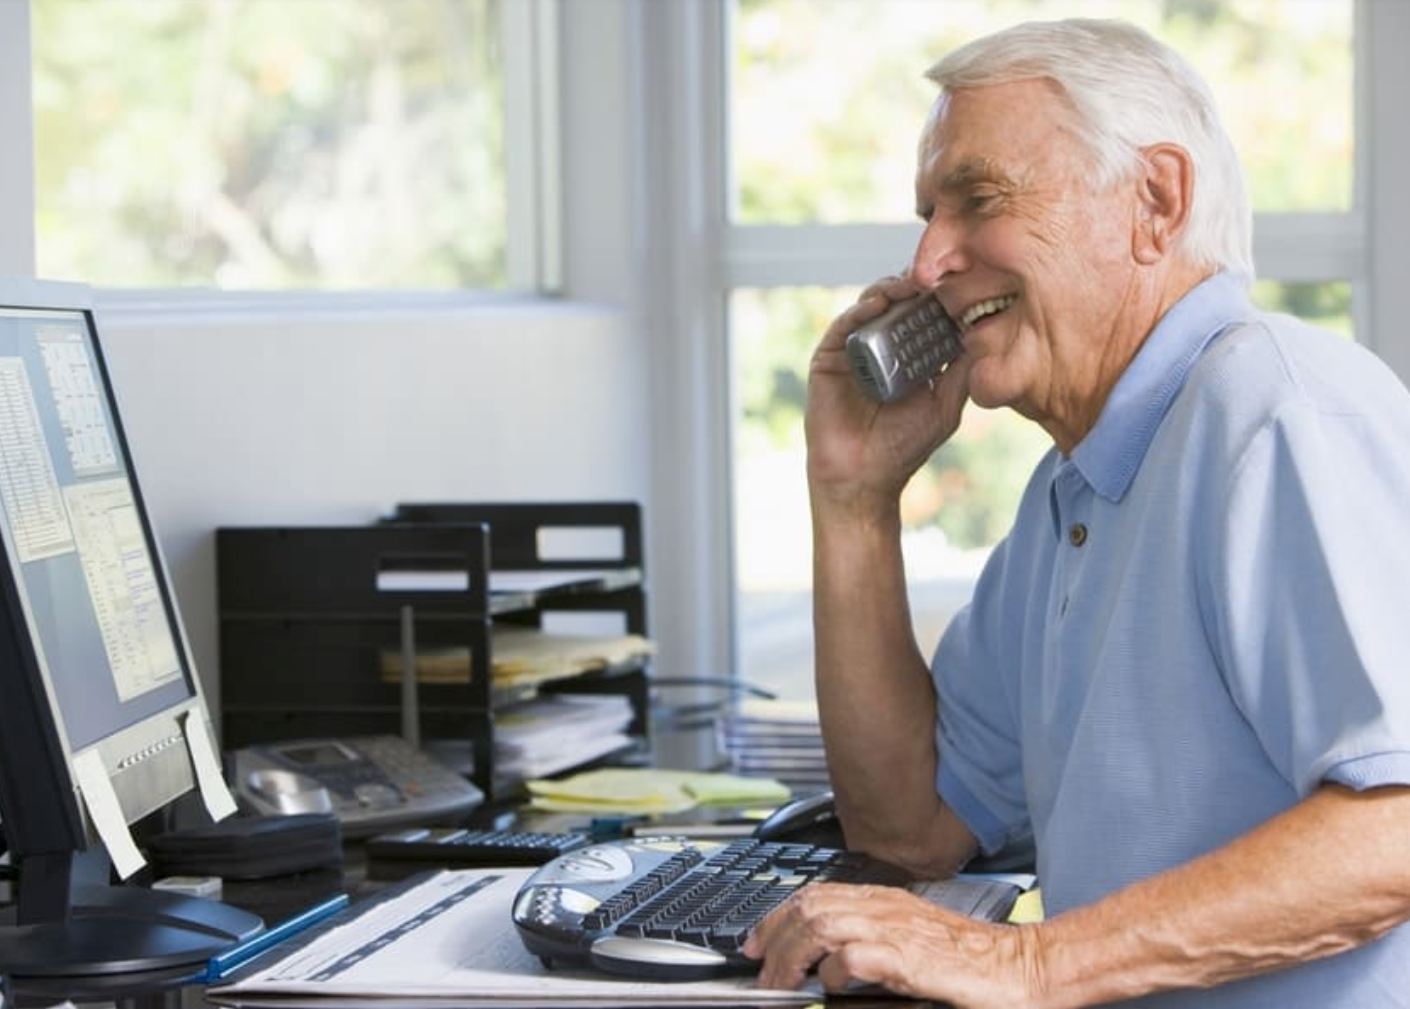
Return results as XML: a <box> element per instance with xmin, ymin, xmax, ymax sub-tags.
<box><xmin>732</xmin><ymin>0</ymin><xmax>1353</xmax><ymax>221</ymax></box>
<box><xmin>727</xmin><ymin>0</ymin><xmax>1358</xmax><ymax>699</ymax></box>
<box><xmin>29</xmin><ymin>0</ymin><xmax>549</xmax><ymax>291</ymax></box>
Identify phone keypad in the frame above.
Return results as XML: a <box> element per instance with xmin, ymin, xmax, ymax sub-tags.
<box><xmin>893</xmin><ymin>300</ymin><xmax>962</xmax><ymax>382</ymax></box>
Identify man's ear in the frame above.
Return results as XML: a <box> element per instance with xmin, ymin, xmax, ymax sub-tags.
<box><xmin>1132</xmin><ymin>143</ymin><xmax>1194</xmax><ymax>265</ymax></box>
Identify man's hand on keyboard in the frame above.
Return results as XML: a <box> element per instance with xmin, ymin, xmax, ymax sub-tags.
<box><xmin>743</xmin><ymin>882</ymin><xmax>1034</xmax><ymax>1008</ymax></box>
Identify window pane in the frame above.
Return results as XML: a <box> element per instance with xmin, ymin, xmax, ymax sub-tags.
<box><xmin>33</xmin><ymin>0</ymin><xmax>506</xmax><ymax>290</ymax></box>
<box><xmin>731</xmin><ymin>286</ymin><xmax>1048</xmax><ymax>699</ymax></box>
<box><xmin>731</xmin><ymin>0</ymin><xmax>1353</xmax><ymax>224</ymax></box>
<box><xmin>1252</xmin><ymin>281</ymin><xmax>1354</xmax><ymax>339</ymax></box>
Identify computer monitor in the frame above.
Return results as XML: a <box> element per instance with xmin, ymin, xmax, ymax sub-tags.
<box><xmin>0</xmin><ymin>277</ymin><xmax>262</xmax><ymax>980</ymax></box>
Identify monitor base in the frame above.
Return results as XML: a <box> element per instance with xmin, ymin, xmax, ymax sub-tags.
<box><xmin>0</xmin><ymin>883</ymin><xmax>263</xmax><ymax>977</ymax></box>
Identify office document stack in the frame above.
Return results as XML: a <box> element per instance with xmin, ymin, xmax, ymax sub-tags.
<box><xmin>494</xmin><ymin>693</ymin><xmax>636</xmax><ymax>780</ymax></box>
<box><xmin>716</xmin><ymin>698</ymin><xmax>830</xmax><ymax>794</ymax></box>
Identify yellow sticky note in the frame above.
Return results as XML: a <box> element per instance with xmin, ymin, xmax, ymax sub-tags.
<box><xmin>524</xmin><ymin>767</ymin><xmax>791</xmax><ymax>815</ymax></box>
<box><xmin>1008</xmin><ymin>888</ymin><xmax>1045</xmax><ymax>923</ymax></box>
<box><xmin>679</xmin><ymin>771</ymin><xmax>791</xmax><ymax>806</ymax></box>
<box><xmin>525</xmin><ymin>768</ymin><xmax>696</xmax><ymax>813</ymax></box>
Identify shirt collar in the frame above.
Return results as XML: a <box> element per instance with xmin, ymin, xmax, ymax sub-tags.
<box><xmin>1068</xmin><ymin>271</ymin><xmax>1253</xmax><ymax>502</ymax></box>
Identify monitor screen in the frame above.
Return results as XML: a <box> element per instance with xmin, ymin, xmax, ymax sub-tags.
<box><xmin>0</xmin><ymin>303</ymin><xmax>195</xmax><ymax>751</ymax></box>
<box><xmin>0</xmin><ymin>278</ymin><xmax>261</xmax><ymax>980</ymax></box>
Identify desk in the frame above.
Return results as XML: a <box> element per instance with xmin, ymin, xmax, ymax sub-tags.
<box><xmin>200</xmin><ymin>866</ymin><xmax>829</xmax><ymax>1009</ymax></box>
<box><xmin>4</xmin><ymin>846</ymin><xmax>960</xmax><ymax>1009</ymax></box>
<box><xmin>4</xmin><ymin>800</ymin><xmax>1002</xmax><ymax>1009</ymax></box>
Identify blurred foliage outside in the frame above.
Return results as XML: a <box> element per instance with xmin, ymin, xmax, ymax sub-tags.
<box><xmin>32</xmin><ymin>0</ymin><xmax>507</xmax><ymax>290</ymax></box>
<box><xmin>732</xmin><ymin>0</ymin><xmax>1353</xmax><ymax>223</ymax></box>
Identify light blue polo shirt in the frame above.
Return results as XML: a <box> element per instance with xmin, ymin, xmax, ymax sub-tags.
<box><xmin>932</xmin><ymin>271</ymin><xmax>1410</xmax><ymax>1005</ymax></box>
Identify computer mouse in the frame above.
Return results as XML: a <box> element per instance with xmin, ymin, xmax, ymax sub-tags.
<box><xmin>752</xmin><ymin>790</ymin><xmax>845</xmax><ymax>848</ymax></box>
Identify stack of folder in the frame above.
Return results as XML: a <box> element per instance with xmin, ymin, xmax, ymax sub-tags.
<box><xmin>490</xmin><ymin>627</ymin><xmax>655</xmax><ymax>687</ymax></box>
<box><xmin>379</xmin><ymin>628</ymin><xmax>655</xmax><ymax>689</ymax></box>
<box><xmin>716</xmin><ymin>698</ymin><xmax>831</xmax><ymax>793</ymax></box>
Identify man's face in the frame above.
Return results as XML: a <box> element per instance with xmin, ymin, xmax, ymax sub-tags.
<box><xmin>912</xmin><ymin>79</ymin><xmax>1143</xmax><ymax>427</ymax></box>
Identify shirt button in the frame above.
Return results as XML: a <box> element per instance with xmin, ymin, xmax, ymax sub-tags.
<box><xmin>1068</xmin><ymin>523</ymin><xmax>1088</xmax><ymax>547</ymax></box>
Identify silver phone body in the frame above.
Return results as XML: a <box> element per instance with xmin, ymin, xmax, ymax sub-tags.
<box><xmin>845</xmin><ymin>295</ymin><xmax>963</xmax><ymax>403</ymax></box>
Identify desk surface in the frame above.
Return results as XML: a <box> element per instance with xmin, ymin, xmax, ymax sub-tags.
<box><xmin>1</xmin><ymin>805</ymin><xmax>887</xmax><ymax>1009</ymax></box>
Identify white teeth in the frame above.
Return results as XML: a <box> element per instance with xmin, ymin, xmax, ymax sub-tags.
<box><xmin>960</xmin><ymin>294</ymin><xmax>1017</xmax><ymax>329</ymax></box>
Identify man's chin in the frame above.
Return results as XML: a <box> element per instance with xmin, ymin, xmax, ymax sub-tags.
<box><xmin>963</xmin><ymin>362</ymin><xmax>1026</xmax><ymax>413</ymax></box>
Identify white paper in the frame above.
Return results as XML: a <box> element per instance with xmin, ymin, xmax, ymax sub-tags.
<box><xmin>210</xmin><ymin>868</ymin><xmax>818</xmax><ymax>1007</ymax></box>
<box><xmin>183</xmin><ymin>710</ymin><xmax>239</xmax><ymax>821</ymax></box>
<box><xmin>72</xmin><ymin>748</ymin><xmax>146</xmax><ymax>879</ymax></box>
<box><xmin>489</xmin><ymin>570</ymin><xmax>613</xmax><ymax>593</ymax></box>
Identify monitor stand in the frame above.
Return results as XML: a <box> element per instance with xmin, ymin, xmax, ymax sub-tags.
<box><xmin>0</xmin><ymin>847</ymin><xmax>263</xmax><ymax>978</ymax></box>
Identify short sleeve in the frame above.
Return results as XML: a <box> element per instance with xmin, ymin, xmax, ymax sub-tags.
<box><xmin>931</xmin><ymin>553</ymin><xmax>1034</xmax><ymax>857</ymax></box>
<box><xmin>1212</xmin><ymin>394</ymin><xmax>1410</xmax><ymax>795</ymax></box>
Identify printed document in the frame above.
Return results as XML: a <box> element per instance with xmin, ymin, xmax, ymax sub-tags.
<box><xmin>208</xmin><ymin>868</ymin><xmax>820</xmax><ymax>1007</ymax></box>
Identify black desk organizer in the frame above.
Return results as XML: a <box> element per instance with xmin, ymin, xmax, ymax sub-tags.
<box><xmin>217</xmin><ymin>502</ymin><xmax>651</xmax><ymax>801</ymax></box>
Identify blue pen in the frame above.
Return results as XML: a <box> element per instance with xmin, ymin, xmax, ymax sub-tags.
<box><xmin>204</xmin><ymin>892</ymin><xmax>351</xmax><ymax>983</ymax></box>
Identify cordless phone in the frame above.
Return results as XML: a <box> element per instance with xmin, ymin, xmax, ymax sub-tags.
<box><xmin>846</xmin><ymin>295</ymin><xmax>963</xmax><ymax>403</ymax></box>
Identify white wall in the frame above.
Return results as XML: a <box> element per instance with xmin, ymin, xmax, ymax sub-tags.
<box><xmin>97</xmin><ymin>297</ymin><xmax>651</xmax><ymax>721</ymax></box>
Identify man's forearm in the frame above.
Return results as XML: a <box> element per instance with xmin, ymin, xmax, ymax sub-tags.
<box><xmin>1023</xmin><ymin>784</ymin><xmax>1410</xmax><ymax>1008</ymax></box>
<box><xmin>811</xmin><ymin>499</ymin><xmax>972</xmax><ymax>874</ymax></box>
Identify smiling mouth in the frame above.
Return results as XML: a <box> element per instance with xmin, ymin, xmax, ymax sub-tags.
<box><xmin>959</xmin><ymin>294</ymin><xmax>1017</xmax><ymax>331</ymax></box>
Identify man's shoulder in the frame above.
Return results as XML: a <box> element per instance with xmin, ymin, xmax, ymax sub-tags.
<box><xmin>1182</xmin><ymin>312</ymin><xmax>1409</xmax><ymax>428</ymax></box>
<box><xmin>1147</xmin><ymin>313</ymin><xmax>1410</xmax><ymax>492</ymax></box>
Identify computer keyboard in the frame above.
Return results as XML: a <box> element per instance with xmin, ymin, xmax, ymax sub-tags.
<box><xmin>365</xmin><ymin>827</ymin><xmax>591</xmax><ymax>877</ymax></box>
<box><xmin>512</xmin><ymin>836</ymin><xmax>916</xmax><ymax>980</ymax></box>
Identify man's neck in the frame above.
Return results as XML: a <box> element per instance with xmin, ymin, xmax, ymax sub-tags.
<box><xmin>1042</xmin><ymin>262</ymin><xmax>1213</xmax><ymax>455</ymax></box>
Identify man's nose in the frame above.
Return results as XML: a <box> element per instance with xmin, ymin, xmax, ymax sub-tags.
<box><xmin>909</xmin><ymin>216</ymin><xmax>966</xmax><ymax>288</ymax></box>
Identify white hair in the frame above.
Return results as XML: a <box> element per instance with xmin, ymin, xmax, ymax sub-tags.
<box><xmin>926</xmin><ymin>18</ymin><xmax>1254</xmax><ymax>285</ymax></box>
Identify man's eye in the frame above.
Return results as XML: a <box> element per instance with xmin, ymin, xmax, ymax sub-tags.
<box><xmin>965</xmin><ymin>192</ymin><xmax>1003</xmax><ymax>215</ymax></box>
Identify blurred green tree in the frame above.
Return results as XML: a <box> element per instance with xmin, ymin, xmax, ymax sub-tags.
<box><xmin>33</xmin><ymin>0</ymin><xmax>506</xmax><ymax>289</ymax></box>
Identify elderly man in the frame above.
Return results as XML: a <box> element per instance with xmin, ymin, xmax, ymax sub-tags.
<box><xmin>744</xmin><ymin>18</ymin><xmax>1410</xmax><ymax>1009</ymax></box>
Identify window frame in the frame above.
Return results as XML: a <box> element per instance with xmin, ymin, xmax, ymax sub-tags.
<box><xmin>0</xmin><ymin>2</ymin><xmax>35</xmax><ymax>277</ymax></box>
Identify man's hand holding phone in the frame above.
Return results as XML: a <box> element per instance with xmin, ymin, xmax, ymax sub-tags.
<box><xmin>805</xmin><ymin>277</ymin><xmax>972</xmax><ymax>510</ymax></box>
